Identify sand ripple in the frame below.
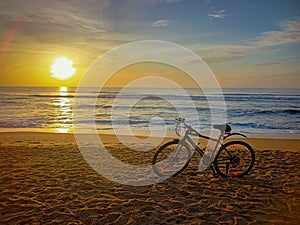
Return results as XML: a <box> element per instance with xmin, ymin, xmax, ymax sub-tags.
<box><xmin>1</xmin><ymin>141</ymin><xmax>300</xmax><ymax>224</ymax></box>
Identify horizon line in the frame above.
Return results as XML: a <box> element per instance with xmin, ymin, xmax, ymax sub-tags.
<box><xmin>0</xmin><ymin>85</ymin><xmax>299</xmax><ymax>89</ymax></box>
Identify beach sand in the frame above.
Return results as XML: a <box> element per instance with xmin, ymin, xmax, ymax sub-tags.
<box><xmin>0</xmin><ymin>132</ymin><xmax>300</xmax><ymax>224</ymax></box>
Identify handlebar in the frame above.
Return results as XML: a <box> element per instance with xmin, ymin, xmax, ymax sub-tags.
<box><xmin>176</xmin><ymin>117</ymin><xmax>185</xmax><ymax>123</ymax></box>
<box><xmin>175</xmin><ymin>117</ymin><xmax>201</xmax><ymax>137</ymax></box>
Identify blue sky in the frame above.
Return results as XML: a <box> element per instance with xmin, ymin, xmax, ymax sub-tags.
<box><xmin>0</xmin><ymin>0</ymin><xmax>299</xmax><ymax>87</ymax></box>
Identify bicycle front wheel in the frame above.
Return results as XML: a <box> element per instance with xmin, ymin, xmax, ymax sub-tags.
<box><xmin>214</xmin><ymin>141</ymin><xmax>255</xmax><ymax>178</ymax></box>
<box><xmin>152</xmin><ymin>139</ymin><xmax>192</xmax><ymax>177</ymax></box>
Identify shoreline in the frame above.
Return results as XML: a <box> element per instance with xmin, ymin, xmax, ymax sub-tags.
<box><xmin>0</xmin><ymin>127</ymin><xmax>299</xmax><ymax>140</ymax></box>
<box><xmin>0</xmin><ymin>131</ymin><xmax>299</xmax><ymax>152</ymax></box>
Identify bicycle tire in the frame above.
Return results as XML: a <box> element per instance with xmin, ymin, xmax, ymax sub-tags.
<box><xmin>214</xmin><ymin>140</ymin><xmax>255</xmax><ymax>178</ymax></box>
<box><xmin>152</xmin><ymin>139</ymin><xmax>192</xmax><ymax>177</ymax></box>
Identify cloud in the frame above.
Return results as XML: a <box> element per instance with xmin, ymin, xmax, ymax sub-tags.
<box><xmin>188</xmin><ymin>17</ymin><xmax>300</xmax><ymax>63</ymax></box>
<box><xmin>0</xmin><ymin>0</ymin><xmax>128</xmax><ymax>59</ymax></box>
<box><xmin>177</xmin><ymin>56</ymin><xmax>199</xmax><ymax>63</ymax></box>
<box><xmin>251</xmin><ymin>17</ymin><xmax>300</xmax><ymax>46</ymax></box>
<box><xmin>187</xmin><ymin>43</ymin><xmax>280</xmax><ymax>63</ymax></box>
<box><xmin>151</xmin><ymin>20</ymin><xmax>170</xmax><ymax>27</ymax></box>
<box><xmin>162</xmin><ymin>0</ymin><xmax>182</xmax><ymax>2</ymax></box>
<box><xmin>145</xmin><ymin>0</ymin><xmax>182</xmax><ymax>4</ymax></box>
<box><xmin>189</xmin><ymin>44</ymin><xmax>253</xmax><ymax>62</ymax></box>
<box><xmin>251</xmin><ymin>62</ymin><xmax>281</xmax><ymax>67</ymax></box>
<box><xmin>0</xmin><ymin>0</ymin><xmax>112</xmax><ymax>42</ymax></box>
<box><xmin>208</xmin><ymin>9</ymin><xmax>227</xmax><ymax>19</ymax></box>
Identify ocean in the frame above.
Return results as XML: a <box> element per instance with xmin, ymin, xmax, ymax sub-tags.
<box><xmin>0</xmin><ymin>86</ymin><xmax>299</xmax><ymax>136</ymax></box>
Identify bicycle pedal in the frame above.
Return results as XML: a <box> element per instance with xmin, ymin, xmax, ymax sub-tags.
<box><xmin>213</xmin><ymin>173</ymin><xmax>219</xmax><ymax>178</ymax></box>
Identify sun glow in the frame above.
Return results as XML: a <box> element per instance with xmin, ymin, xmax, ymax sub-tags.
<box><xmin>50</xmin><ymin>57</ymin><xmax>76</xmax><ymax>80</ymax></box>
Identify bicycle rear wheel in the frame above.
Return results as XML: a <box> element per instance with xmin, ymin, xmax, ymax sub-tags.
<box><xmin>214</xmin><ymin>141</ymin><xmax>255</xmax><ymax>178</ymax></box>
<box><xmin>152</xmin><ymin>139</ymin><xmax>191</xmax><ymax>177</ymax></box>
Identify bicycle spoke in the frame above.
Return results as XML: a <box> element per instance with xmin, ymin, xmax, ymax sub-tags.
<box><xmin>153</xmin><ymin>140</ymin><xmax>191</xmax><ymax>177</ymax></box>
<box><xmin>214</xmin><ymin>141</ymin><xmax>255</xmax><ymax>178</ymax></box>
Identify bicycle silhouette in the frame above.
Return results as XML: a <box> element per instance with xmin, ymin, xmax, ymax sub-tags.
<box><xmin>152</xmin><ymin>118</ymin><xmax>255</xmax><ymax>178</ymax></box>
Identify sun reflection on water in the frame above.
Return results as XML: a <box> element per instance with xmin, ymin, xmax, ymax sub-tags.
<box><xmin>54</xmin><ymin>86</ymin><xmax>73</xmax><ymax>133</ymax></box>
<box><xmin>60</xmin><ymin>86</ymin><xmax>68</xmax><ymax>96</ymax></box>
<box><xmin>55</xmin><ymin>127</ymin><xmax>70</xmax><ymax>133</ymax></box>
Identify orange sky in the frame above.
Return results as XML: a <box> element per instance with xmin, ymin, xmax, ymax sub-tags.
<box><xmin>0</xmin><ymin>0</ymin><xmax>299</xmax><ymax>88</ymax></box>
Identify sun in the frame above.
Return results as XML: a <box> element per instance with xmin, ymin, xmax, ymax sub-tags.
<box><xmin>50</xmin><ymin>57</ymin><xmax>76</xmax><ymax>80</ymax></box>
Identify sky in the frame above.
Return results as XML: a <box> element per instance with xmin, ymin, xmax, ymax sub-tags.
<box><xmin>0</xmin><ymin>0</ymin><xmax>299</xmax><ymax>88</ymax></box>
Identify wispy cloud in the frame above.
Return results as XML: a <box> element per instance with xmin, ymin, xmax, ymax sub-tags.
<box><xmin>162</xmin><ymin>0</ymin><xmax>182</xmax><ymax>2</ymax></box>
<box><xmin>251</xmin><ymin>62</ymin><xmax>281</xmax><ymax>67</ymax></box>
<box><xmin>187</xmin><ymin>43</ymin><xmax>281</xmax><ymax>63</ymax></box>
<box><xmin>0</xmin><ymin>0</ymin><xmax>112</xmax><ymax>42</ymax></box>
<box><xmin>189</xmin><ymin>44</ymin><xmax>253</xmax><ymax>62</ymax></box>
<box><xmin>251</xmin><ymin>17</ymin><xmax>300</xmax><ymax>46</ymax></box>
<box><xmin>151</xmin><ymin>19</ymin><xmax>170</xmax><ymax>27</ymax></box>
<box><xmin>145</xmin><ymin>0</ymin><xmax>182</xmax><ymax>4</ymax></box>
<box><xmin>189</xmin><ymin>17</ymin><xmax>300</xmax><ymax>62</ymax></box>
<box><xmin>0</xmin><ymin>0</ymin><xmax>124</xmax><ymax>59</ymax></box>
<box><xmin>208</xmin><ymin>9</ymin><xmax>227</xmax><ymax>19</ymax></box>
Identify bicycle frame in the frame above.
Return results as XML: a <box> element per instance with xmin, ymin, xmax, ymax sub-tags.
<box><xmin>179</xmin><ymin>123</ymin><xmax>222</xmax><ymax>153</ymax></box>
<box><xmin>152</xmin><ymin>118</ymin><xmax>255</xmax><ymax>178</ymax></box>
<box><xmin>177</xmin><ymin>127</ymin><xmax>222</xmax><ymax>175</ymax></box>
<box><xmin>176</xmin><ymin>119</ymin><xmax>247</xmax><ymax>175</ymax></box>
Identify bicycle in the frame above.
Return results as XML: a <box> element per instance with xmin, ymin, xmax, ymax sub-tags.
<box><xmin>152</xmin><ymin>118</ymin><xmax>255</xmax><ymax>178</ymax></box>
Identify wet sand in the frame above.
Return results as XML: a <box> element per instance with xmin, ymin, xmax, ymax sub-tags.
<box><xmin>0</xmin><ymin>132</ymin><xmax>299</xmax><ymax>224</ymax></box>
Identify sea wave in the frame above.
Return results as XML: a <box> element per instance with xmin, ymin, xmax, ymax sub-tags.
<box><xmin>1</xmin><ymin>87</ymin><xmax>300</xmax><ymax>134</ymax></box>
<box><xmin>228</xmin><ymin>108</ymin><xmax>300</xmax><ymax>116</ymax></box>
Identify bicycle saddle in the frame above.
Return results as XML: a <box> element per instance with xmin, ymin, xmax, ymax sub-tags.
<box><xmin>213</xmin><ymin>124</ymin><xmax>231</xmax><ymax>133</ymax></box>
